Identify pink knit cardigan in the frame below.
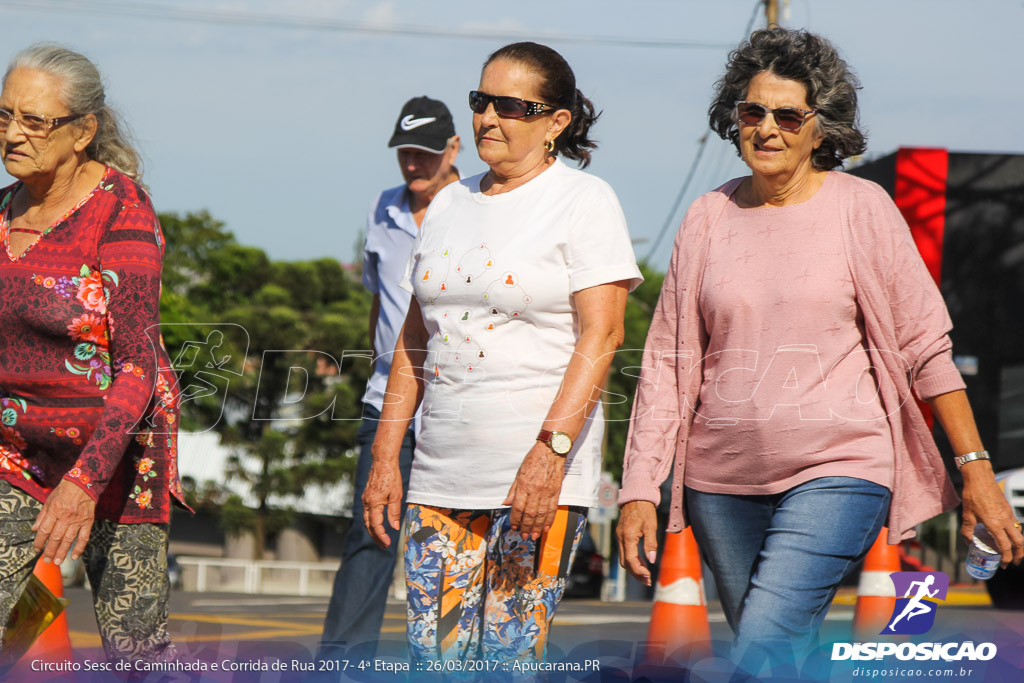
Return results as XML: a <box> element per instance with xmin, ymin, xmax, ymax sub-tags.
<box><xmin>619</xmin><ymin>172</ymin><xmax>965</xmax><ymax>543</ymax></box>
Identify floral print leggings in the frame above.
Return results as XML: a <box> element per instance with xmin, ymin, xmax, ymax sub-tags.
<box><xmin>0</xmin><ymin>481</ymin><xmax>176</xmax><ymax>663</ymax></box>
<box><xmin>404</xmin><ymin>504</ymin><xmax>586</xmax><ymax>665</ymax></box>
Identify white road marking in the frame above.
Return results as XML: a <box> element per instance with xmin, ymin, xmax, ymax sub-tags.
<box><xmin>554</xmin><ymin>611</ymin><xmax>853</xmax><ymax>626</ymax></box>
<box><xmin>190</xmin><ymin>597</ymin><xmax>327</xmax><ymax>607</ymax></box>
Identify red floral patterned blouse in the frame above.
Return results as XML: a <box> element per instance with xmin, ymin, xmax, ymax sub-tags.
<box><xmin>0</xmin><ymin>166</ymin><xmax>186</xmax><ymax>524</ymax></box>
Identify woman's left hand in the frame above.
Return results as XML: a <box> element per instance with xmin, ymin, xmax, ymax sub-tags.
<box><xmin>32</xmin><ymin>480</ymin><xmax>96</xmax><ymax>565</ymax></box>
<box><xmin>504</xmin><ymin>442</ymin><xmax>565</xmax><ymax>541</ymax></box>
<box><xmin>961</xmin><ymin>464</ymin><xmax>1024</xmax><ymax>567</ymax></box>
<box><xmin>926</xmin><ymin>391</ymin><xmax>1024</xmax><ymax>567</ymax></box>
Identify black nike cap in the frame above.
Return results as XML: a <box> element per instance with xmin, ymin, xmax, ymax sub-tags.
<box><xmin>388</xmin><ymin>96</ymin><xmax>456</xmax><ymax>153</ymax></box>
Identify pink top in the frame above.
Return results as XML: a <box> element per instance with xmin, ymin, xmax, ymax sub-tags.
<box><xmin>620</xmin><ymin>172</ymin><xmax>966</xmax><ymax>543</ymax></box>
<box><xmin>687</xmin><ymin>173</ymin><xmax>896</xmax><ymax>493</ymax></box>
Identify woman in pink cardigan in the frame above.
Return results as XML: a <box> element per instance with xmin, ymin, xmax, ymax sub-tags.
<box><xmin>617</xmin><ymin>28</ymin><xmax>1022</xmax><ymax>672</ymax></box>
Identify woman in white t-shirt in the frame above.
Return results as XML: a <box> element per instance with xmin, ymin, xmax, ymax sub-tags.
<box><xmin>363</xmin><ymin>41</ymin><xmax>642</xmax><ymax>665</ymax></box>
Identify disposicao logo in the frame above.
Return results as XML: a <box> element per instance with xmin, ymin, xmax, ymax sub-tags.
<box><xmin>831</xmin><ymin>571</ymin><xmax>997</xmax><ymax>662</ymax></box>
<box><xmin>884</xmin><ymin>571</ymin><xmax>948</xmax><ymax>635</ymax></box>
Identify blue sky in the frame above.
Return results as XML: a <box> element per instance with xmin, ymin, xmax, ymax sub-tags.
<box><xmin>1</xmin><ymin>0</ymin><xmax>1020</xmax><ymax>269</ymax></box>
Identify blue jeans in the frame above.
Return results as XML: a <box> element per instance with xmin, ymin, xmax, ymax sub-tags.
<box><xmin>686</xmin><ymin>476</ymin><xmax>891</xmax><ymax>676</ymax></box>
<box><xmin>317</xmin><ymin>405</ymin><xmax>414</xmax><ymax>666</ymax></box>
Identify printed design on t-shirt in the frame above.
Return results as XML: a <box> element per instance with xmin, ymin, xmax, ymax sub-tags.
<box><xmin>430</xmin><ymin>314</ymin><xmax>455</xmax><ymax>379</ymax></box>
<box><xmin>455</xmin><ymin>244</ymin><xmax>494</xmax><ymax>285</ymax></box>
<box><xmin>416</xmin><ymin>248</ymin><xmax>451</xmax><ymax>304</ymax></box>
<box><xmin>429</xmin><ymin>308</ymin><xmax>463</xmax><ymax>380</ymax></box>
<box><xmin>434</xmin><ymin>316</ymin><xmax>453</xmax><ymax>345</ymax></box>
<box><xmin>453</xmin><ymin>335</ymin><xmax>487</xmax><ymax>372</ymax></box>
<box><xmin>482</xmin><ymin>272</ymin><xmax>532</xmax><ymax>320</ymax></box>
<box><xmin>430</xmin><ymin>263</ymin><xmax>532</xmax><ymax>379</ymax></box>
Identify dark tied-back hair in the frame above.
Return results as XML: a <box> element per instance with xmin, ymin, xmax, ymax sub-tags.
<box><xmin>708</xmin><ymin>28</ymin><xmax>867</xmax><ymax>171</ymax></box>
<box><xmin>485</xmin><ymin>41</ymin><xmax>600</xmax><ymax>168</ymax></box>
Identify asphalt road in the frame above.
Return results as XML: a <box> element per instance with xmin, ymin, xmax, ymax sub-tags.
<box><xmin>12</xmin><ymin>588</ymin><xmax>1024</xmax><ymax>682</ymax></box>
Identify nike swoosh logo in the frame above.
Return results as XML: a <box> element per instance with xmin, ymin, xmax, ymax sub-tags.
<box><xmin>400</xmin><ymin>115</ymin><xmax>437</xmax><ymax>131</ymax></box>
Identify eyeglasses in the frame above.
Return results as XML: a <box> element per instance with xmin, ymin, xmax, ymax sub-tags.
<box><xmin>735</xmin><ymin>101</ymin><xmax>817</xmax><ymax>133</ymax></box>
<box><xmin>0</xmin><ymin>108</ymin><xmax>82</xmax><ymax>137</ymax></box>
<box><xmin>469</xmin><ymin>91</ymin><xmax>558</xmax><ymax>119</ymax></box>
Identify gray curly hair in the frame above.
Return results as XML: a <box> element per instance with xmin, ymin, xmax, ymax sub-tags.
<box><xmin>708</xmin><ymin>28</ymin><xmax>866</xmax><ymax>171</ymax></box>
<box><xmin>4</xmin><ymin>44</ymin><xmax>143</xmax><ymax>183</ymax></box>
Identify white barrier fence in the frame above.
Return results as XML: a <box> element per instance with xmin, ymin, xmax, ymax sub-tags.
<box><xmin>177</xmin><ymin>557</ymin><xmax>339</xmax><ymax>595</ymax></box>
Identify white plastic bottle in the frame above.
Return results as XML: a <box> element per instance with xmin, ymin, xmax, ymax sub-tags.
<box><xmin>965</xmin><ymin>523</ymin><xmax>1001</xmax><ymax>580</ymax></box>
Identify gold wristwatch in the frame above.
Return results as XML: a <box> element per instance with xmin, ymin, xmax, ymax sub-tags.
<box><xmin>537</xmin><ymin>430</ymin><xmax>572</xmax><ymax>456</ymax></box>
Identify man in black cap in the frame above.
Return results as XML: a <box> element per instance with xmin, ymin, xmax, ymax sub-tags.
<box><xmin>317</xmin><ymin>96</ymin><xmax>459</xmax><ymax>671</ymax></box>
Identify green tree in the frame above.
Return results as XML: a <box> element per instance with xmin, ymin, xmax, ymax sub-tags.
<box><xmin>159</xmin><ymin>211</ymin><xmax>371</xmax><ymax>558</ymax></box>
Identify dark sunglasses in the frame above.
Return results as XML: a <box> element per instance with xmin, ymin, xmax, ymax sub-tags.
<box><xmin>735</xmin><ymin>101</ymin><xmax>817</xmax><ymax>133</ymax></box>
<box><xmin>469</xmin><ymin>91</ymin><xmax>558</xmax><ymax>119</ymax></box>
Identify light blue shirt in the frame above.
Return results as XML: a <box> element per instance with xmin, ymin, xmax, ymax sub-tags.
<box><xmin>362</xmin><ymin>184</ymin><xmax>418</xmax><ymax>413</ymax></box>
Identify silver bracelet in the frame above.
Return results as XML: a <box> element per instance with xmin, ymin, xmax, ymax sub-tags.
<box><xmin>954</xmin><ymin>450</ymin><xmax>990</xmax><ymax>469</ymax></box>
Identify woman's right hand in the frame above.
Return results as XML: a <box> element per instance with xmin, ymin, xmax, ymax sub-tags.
<box><xmin>32</xmin><ymin>479</ymin><xmax>96</xmax><ymax>565</ymax></box>
<box><xmin>616</xmin><ymin>500</ymin><xmax>660</xmax><ymax>586</ymax></box>
<box><xmin>362</xmin><ymin>302</ymin><xmax>428</xmax><ymax>549</ymax></box>
<box><xmin>363</xmin><ymin>458</ymin><xmax>404</xmax><ymax>549</ymax></box>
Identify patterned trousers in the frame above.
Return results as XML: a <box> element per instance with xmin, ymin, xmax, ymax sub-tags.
<box><xmin>404</xmin><ymin>504</ymin><xmax>586</xmax><ymax>665</ymax></box>
<box><xmin>0</xmin><ymin>481</ymin><xmax>176</xmax><ymax>663</ymax></box>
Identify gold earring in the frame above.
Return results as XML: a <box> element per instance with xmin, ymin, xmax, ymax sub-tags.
<box><xmin>544</xmin><ymin>139</ymin><xmax>555</xmax><ymax>152</ymax></box>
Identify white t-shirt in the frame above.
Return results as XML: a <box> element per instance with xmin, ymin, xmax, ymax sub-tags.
<box><xmin>400</xmin><ymin>159</ymin><xmax>643</xmax><ymax>509</ymax></box>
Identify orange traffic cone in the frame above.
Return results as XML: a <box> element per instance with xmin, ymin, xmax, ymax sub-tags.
<box><xmin>24</xmin><ymin>559</ymin><xmax>73</xmax><ymax>662</ymax></box>
<box><xmin>853</xmin><ymin>527</ymin><xmax>899</xmax><ymax>638</ymax></box>
<box><xmin>644</xmin><ymin>528</ymin><xmax>712</xmax><ymax>666</ymax></box>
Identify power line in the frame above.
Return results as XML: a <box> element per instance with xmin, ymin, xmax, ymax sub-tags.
<box><xmin>0</xmin><ymin>0</ymin><xmax>735</xmax><ymax>50</ymax></box>
<box><xmin>642</xmin><ymin>0</ymin><xmax>763</xmax><ymax>263</ymax></box>
<box><xmin>643</xmin><ymin>133</ymin><xmax>710</xmax><ymax>263</ymax></box>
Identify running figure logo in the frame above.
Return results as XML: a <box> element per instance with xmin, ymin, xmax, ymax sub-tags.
<box><xmin>884</xmin><ymin>571</ymin><xmax>949</xmax><ymax>635</ymax></box>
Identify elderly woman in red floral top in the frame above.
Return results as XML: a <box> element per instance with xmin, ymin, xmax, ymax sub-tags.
<box><xmin>0</xmin><ymin>44</ymin><xmax>186</xmax><ymax>664</ymax></box>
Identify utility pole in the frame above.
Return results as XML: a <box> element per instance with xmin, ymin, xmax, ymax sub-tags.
<box><xmin>764</xmin><ymin>0</ymin><xmax>779</xmax><ymax>28</ymax></box>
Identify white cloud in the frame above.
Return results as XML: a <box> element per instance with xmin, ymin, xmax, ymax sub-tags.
<box><xmin>363</xmin><ymin>1</ymin><xmax>398</xmax><ymax>26</ymax></box>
